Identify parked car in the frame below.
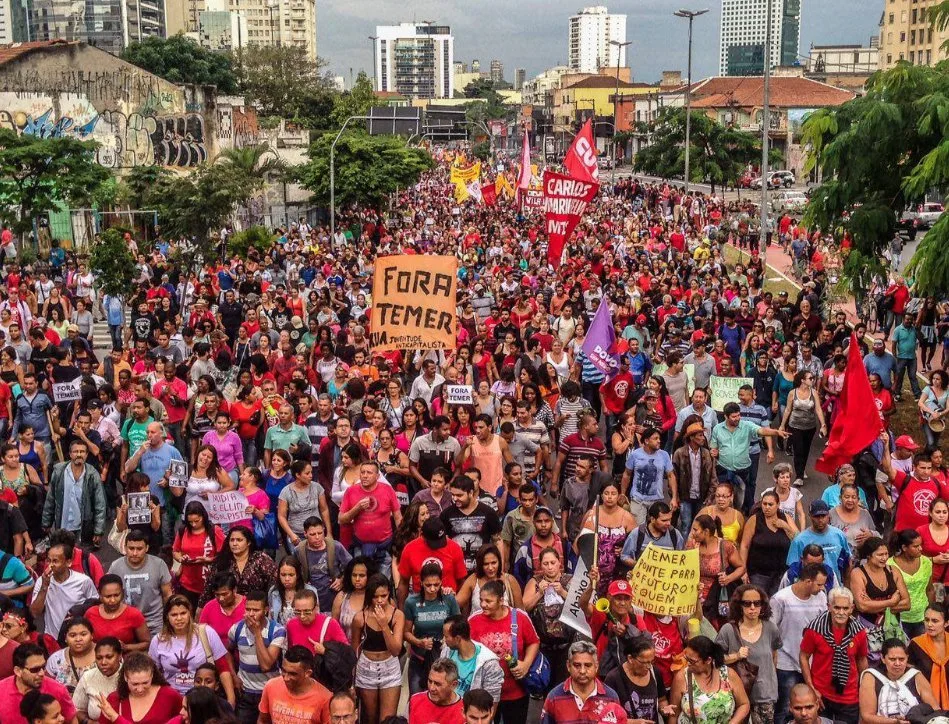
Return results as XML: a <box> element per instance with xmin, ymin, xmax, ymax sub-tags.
<box><xmin>904</xmin><ymin>202</ymin><xmax>945</xmax><ymax>230</ymax></box>
<box><xmin>772</xmin><ymin>190</ymin><xmax>808</xmax><ymax>214</ymax></box>
<box><xmin>597</xmin><ymin>156</ymin><xmax>614</xmax><ymax>170</ymax></box>
<box><xmin>770</xmin><ymin>170</ymin><xmax>796</xmax><ymax>188</ymax></box>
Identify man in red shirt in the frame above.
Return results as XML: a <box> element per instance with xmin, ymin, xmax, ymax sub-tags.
<box><xmin>599</xmin><ymin>357</ymin><xmax>633</xmax><ymax>438</ymax></box>
<box><xmin>800</xmin><ymin>590</ymin><xmax>868</xmax><ymax>724</ymax></box>
<box><xmin>881</xmin><ymin>441</ymin><xmax>941</xmax><ymax>530</ymax></box>
<box><xmin>339</xmin><ymin>461</ymin><xmax>402</xmax><ymax>576</ymax></box>
<box><xmin>408</xmin><ymin>659</ymin><xmax>464</xmax><ymax>724</ymax></box>
<box><xmin>153</xmin><ymin>363</ymin><xmax>189</xmax><ymax>452</ymax></box>
<box><xmin>397</xmin><ymin>518</ymin><xmax>468</xmax><ymax>604</ymax></box>
<box><xmin>0</xmin><ymin>643</ymin><xmax>78</xmax><ymax>724</ymax></box>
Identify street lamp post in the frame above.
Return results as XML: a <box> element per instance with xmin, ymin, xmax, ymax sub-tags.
<box><xmin>330</xmin><ymin>115</ymin><xmax>372</xmax><ymax>246</ymax></box>
<box><xmin>759</xmin><ymin>0</ymin><xmax>773</xmax><ymax>255</ymax></box>
<box><xmin>673</xmin><ymin>8</ymin><xmax>709</xmax><ymax>195</ymax></box>
<box><xmin>368</xmin><ymin>36</ymin><xmax>378</xmax><ymax>90</ymax></box>
<box><xmin>609</xmin><ymin>39</ymin><xmax>632</xmax><ymax>186</ymax></box>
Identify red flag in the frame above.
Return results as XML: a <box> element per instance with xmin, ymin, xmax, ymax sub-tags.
<box><xmin>543</xmin><ymin>169</ymin><xmax>599</xmax><ymax>267</ymax></box>
<box><xmin>815</xmin><ymin>332</ymin><xmax>883</xmax><ymax>474</ymax></box>
<box><xmin>481</xmin><ymin>182</ymin><xmax>496</xmax><ymax>207</ymax></box>
<box><xmin>564</xmin><ymin>119</ymin><xmax>599</xmax><ymax>183</ymax></box>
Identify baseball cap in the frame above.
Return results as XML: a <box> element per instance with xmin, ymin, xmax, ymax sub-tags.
<box><xmin>872</xmin><ymin>338</ymin><xmax>885</xmax><ymax>348</ymax></box>
<box><xmin>608</xmin><ymin>580</ymin><xmax>633</xmax><ymax>597</ymax></box>
<box><xmin>636</xmin><ymin>314</ymin><xmax>647</xmax><ymax>325</ymax></box>
<box><xmin>809</xmin><ymin>500</ymin><xmax>831</xmax><ymax>516</ymax></box>
<box><xmin>421</xmin><ymin>518</ymin><xmax>447</xmax><ymax>549</ymax></box>
<box><xmin>533</xmin><ymin>506</ymin><xmax>555</xmax><ymax>520</ymax></box>
<box><xmin>895</xmin><ymin>435</ymin><xmax>920</xmax><ymax>451</ymax></box>
<box><xmin>67</xmin><ymin>324</ymin><xmax>80</xmax><ymax>333</ymax></box>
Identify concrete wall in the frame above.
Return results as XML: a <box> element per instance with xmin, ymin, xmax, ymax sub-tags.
<box><xmin>0</xmin><ymin>42</ymin><xmax>219</xmax><ymax>169</ymax></box>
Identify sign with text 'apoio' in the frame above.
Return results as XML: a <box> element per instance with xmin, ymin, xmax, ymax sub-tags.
<box><xmin>370</xmin><ymin>255</ymin><xmax>458</xmax><ymax>352</ymax></box>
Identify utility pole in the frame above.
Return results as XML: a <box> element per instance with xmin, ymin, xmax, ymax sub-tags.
<box><xmin>368</xmin><ymin>36</ymin><xmax>379</xmax><ymax>90</ymax></box>
<box><xmin>609</xmin><ymin>39</ymin><xmax>632</xmax><ymax>186</ymax></box>
<box><xmin>759</xmin><ymin>0</ymin><xmax>773</xmax><ymax>256</ymax></box>
<box><xmin>674</xmin><ymin>9</ymin><xmax>709</xmax><ymax>195</ymax></box>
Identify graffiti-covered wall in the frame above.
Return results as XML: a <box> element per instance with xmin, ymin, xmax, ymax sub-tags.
<box><xmin>0</xmin><ymin>41</ymin><xmax>219</xmax><ymax>170</ymax></box>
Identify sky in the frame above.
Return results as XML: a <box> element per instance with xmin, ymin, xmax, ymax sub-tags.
<box><xmin>316</xmin><ymin>0</ymin><xmax>881</xmax><ymax>87</ymax></box>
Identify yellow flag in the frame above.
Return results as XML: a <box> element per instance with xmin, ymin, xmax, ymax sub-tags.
<box><xmin>496</xmin><ymin>174</ymin><xmax>515</xmax><ymax>199</ymax></box>
<box><xmin>454</xmin><ymin>180</ymin><xmax>470</xmax><ymax>204</ymax></box>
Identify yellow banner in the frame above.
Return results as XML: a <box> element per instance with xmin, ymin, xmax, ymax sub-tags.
<box><xmin>454</xmin><ymin>180</ymin><xmax>469</xmax><ymax>204</ymax></box>
<box><xmin>627</xmin><ymin>543</ymin><xmax>700</xmax><ymax>617</ymax></box>
<box><xmin>369</xmin><ymin>255</ymin><xmax>458</xmax><ymax>352</ymax></box>
<box><xmin>496</xmin><ymin>174</ymin><xmax>515</xmax><ymax>199</ymax></box>
<box><xmin>450</xmin><ymin>161</ymin><xmax>481</xmax><ymax>185</ymax></box>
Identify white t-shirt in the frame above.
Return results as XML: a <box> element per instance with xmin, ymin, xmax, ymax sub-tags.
<box><xmin>31</xmin><ymin>569</ymin><xmax>97</xmax><ymax>638</ymax></box>
<box><xmin>149</xmin><ymin>625</ymin><xmax>229</xmax><ymax>693</ymax></box>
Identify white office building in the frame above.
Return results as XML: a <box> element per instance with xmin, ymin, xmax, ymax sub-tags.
<box><xmin>720</xmin><ymin>0</ymin><xmax>801</xmax><ymax>76</ymax></box>
<box><xmin>568</xmin><ymin>6</ymin><xmax>627</xmax><ymax>74</ymax></box>
<box><xmin>374</xmin><ymin>22</ymin><xmax>454</xmax><ymax>99</ymax></box>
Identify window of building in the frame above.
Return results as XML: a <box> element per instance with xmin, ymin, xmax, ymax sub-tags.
<box><xmin>912</xmin><ymin>8</ymin><xmax>918</xmax><ymax>22</ymax></box>
<box><xmin>901</xmin><ymin>31</ymin><xmax>906</xmax><ymax>42</ymax></box>
<box><xmin>927</xmin><ymin>49</ymin><xmax>932</xmax><ymax>63</ymax></box>
<box><xmin>887</xmin><ymin>53</ymin><xmax>893</xmax><ymax>63</ymax></box>
<box><xmin>910</xmin><ymin>50</ymin><xmax>915</xmax><ymax>63</ymax></box>
<box><xmin>901</xmin><ymin>10</ymin><xmax>907</xmax><ymax>21</ymax></box>
<box><xmin>911</xmin><ymin>29</ymin><xmax>916</xmax><ymax>44</ymax></box>
<box><xmin>889</xmin><ymin>12</ymin><xmax>895</xmax><ymax>23</ymax></box>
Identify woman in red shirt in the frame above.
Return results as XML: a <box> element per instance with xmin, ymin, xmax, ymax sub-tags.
<box><xmin>229</xmin><ymin>385</ymin><xmax>263</xmax><ymax>467</ymax></box>
<box><xmin>100</xmin><ymin>652</ymin><xmax>183</xmax><ymax>724</ymax></box>
<box><xmin>86</xmin><ymin>575</ymin><xmax>150</xmax><ymax>652</ymax></box>
<box><xmin>172</xmin><ymin>503</ymin><xmax>225</xmax><ymax>612</ymax></box>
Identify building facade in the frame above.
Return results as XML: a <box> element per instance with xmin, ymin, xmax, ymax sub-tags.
<box><xmin>490</xmin><ymin>59</ymin><xmax>503</xmax><ymax>83</ymax></box>
<box><xmin>374</xmin><ymin>22</ymin><xmax>454</xmax><ymax>99</ymax></box>
<box><xmin>198</xmin><ymin>10</ymin><xmax>247</xmax><ymax>51</ymax></box>
<box><xmin>720</xmin><ymin>0</ymin><xmax>801</xmax><ymax>76</ymax></box>
<box><xmin>514</xmin><ymin>67</ymin><xmax>526</xmax><ymax>90</ymax></box>
<box><xmin>568</xmin><ymin>6</ymin><xmax>627</xmax><ymax>73</ymax></box>
<box><xmin>804</xmin><ymin>40</ymin><xmax>878</xmax><ymax>92</ymax></box>
<box><xmin>878</xmin><ymin>0</ymin><xmax>948</xmax><ymax>68</ymax></box>
<box><xmin>11</xmin><ymin>0</ymin><xmax>164</xmax><ymax>52</ymax></box>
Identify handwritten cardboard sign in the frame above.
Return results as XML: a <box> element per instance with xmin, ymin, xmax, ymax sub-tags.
<box><xmin>627</xmin><ymin>543</ymin><xmax>700</xmax><ymax>617</ymax></box>
<box><xmin>206</xmin><ymin>491</ymin><xmax>249</xmax><ymax>526</ymax></box>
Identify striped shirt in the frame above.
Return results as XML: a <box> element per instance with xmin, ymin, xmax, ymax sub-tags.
<box><xmin>577</xmin><ymin>350</ymin><xmax>605</xmax><ymax>385</ymax></box>
<box><xmin>228</xmin><ymin>618</ymin><xmax>287</xmax><ymax>692</ymax></box>
<box><xmin>739</xmin><ymin>401</ymin><xmax>771</xmax><ymax>455</ymax></box>
<box><xmin>540</xmin><ymin>678</ymin><xmax>627</xmax><ymax>724</ymax></box>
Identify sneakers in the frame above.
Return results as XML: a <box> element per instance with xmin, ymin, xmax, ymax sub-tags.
<box><xmin>792</xmin><ymin>478</ymin><xmax>804</xmax><ymax>487</ymax></box>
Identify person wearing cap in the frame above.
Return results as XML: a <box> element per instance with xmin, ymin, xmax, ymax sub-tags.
<box><xmin>397</xmin><ymin>517</ymin><xmax>468</xmax><ymax>606</ymax></box>
<box><xmin>621</xmin><ymin>314</ymin><xmax>651</xmax><ymax>352</ymax></box>
<box><xmin>864</xmin><ymin>336</ymin><xmax>897</xmax><ymax>392</ymax></box>
<box><xmin>672</xmin><ymin>421</ymin><xmax>719</xmax><ymax>535</ymax></box>
<box><xmin>880</xmin><ymin>431</ymin><xmax>944</xmax><ymax>531</ymax></box>
<box><xmin>785</xmin><ymin>500</ymin><xmax>852</xmax><ymax>583</ymax></box>
<box><xmin>580</xmin><ymin>573</ymin><xmax>639</xmax><ymax>681</ymax></box>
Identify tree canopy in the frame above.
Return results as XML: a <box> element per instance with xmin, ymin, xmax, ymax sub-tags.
<box><xmin>802</xmin><ymin>57</ymin><xmax>949</xmax><ymax>296</ymax></box>
<box><xmin>634</xmin><ymin>107</ymin><xmax>769</xmax><ymax>193</ymax></box>
<box><xmin>90</xmin><ymin>228</ymin><xmax>137</xmax><ymax>298</ymax></box>
<box><xmin>234</xmin><ymin>45</ymin><xmax>335</xmax><ymax>126</ymax></box>
<box><xmin>294</xmin><ymin>132</ymin><xmax>433</xmax><ymax>210</ymax></box>
<box><xmin>0</xmin><ymin>129</ymin><xmax>111</xmax><ymax>238</ymax></box>
<box><xmin>330</xmin><ymin>72</ymin><xmax>376</xmax><ymax>129</ymax></box>
<box><xmin>121</xmin><ymin>34</ymin><xmax>238</xmax><ymax>93</ymax></box>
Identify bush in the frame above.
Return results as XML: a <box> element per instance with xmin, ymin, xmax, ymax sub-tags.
<box><xmin>228</xmin><ymin>225</ymin><xmax>277</xmax><ymax>260</ymax></box>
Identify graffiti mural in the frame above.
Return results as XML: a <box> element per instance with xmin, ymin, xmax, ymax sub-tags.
<box><xmin>0</xmin><ymin>92</ymin><xmax>207</xmax><ymax>169</ymax></box>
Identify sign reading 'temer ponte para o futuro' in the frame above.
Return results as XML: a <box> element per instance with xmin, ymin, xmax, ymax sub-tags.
<box><xmin>370</xmin><ymin>255</ymin><xmax>458</xmax><ymax>352</ymax></box>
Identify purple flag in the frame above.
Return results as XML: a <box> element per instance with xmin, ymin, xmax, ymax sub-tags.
<box><xmin>581</xmin><ymin>298</ymin><xmax>620</xmax><ymax>378</ymax></box>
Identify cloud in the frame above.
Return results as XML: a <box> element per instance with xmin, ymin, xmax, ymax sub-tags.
<box><xmin>317</xmin><ymin>0</ymin><xmax>880</xmax><ymax>85</ymax></box>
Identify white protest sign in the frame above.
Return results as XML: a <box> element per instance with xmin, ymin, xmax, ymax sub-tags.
<box><xmin>168</xmin><ymin>460</ymin><xmax>189</xmax><ymax>489</ymax></box>
<box><xmin>445</xmin><ymin>385</ymin><xmax>474</xmax><ymax>405</ymax></box>
<box><xmin>52</xmin><ymin>379</ymin><xmax>81</xmax><ymax>402</ymax></box>
<box><xmin>126</xmin><ymin>492</ymin><xmax>151</xmax><ymax>525</ymax></box>
<box><xmin>206</xmin><ymin>491</ymin><xmax>249</xmax><ymax>525</ymax></box>
<box><xmin>709</xmin><ymin>375</ymin><xmax>754</xmax><ymax>412</ymax></box>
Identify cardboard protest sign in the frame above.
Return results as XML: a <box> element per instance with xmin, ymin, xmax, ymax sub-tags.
<box><xmin>126</xmin><ymin>492</ymin><xmax>151</xmax><ymax>525</ymax></box>
<box><xmin>445</xmin><ymin>385</ymin><xmax>474</xmax><ymax>405</ymax></box>
<box><xmin>627</xmin><ymin>543</ymin><xmax>700</xmax><ymax>617</ymax></box>
<box><xmin>168</xmin><ymin>460</ymin><xmax>189</xmax><ymax>488</ymax></box>
<box><xmin>52</xmin><ymin>379</ymin><xmax>81</xmax><ymax>402</ymax></box>
<box><xmin>709</xmin><ymin>375</ymin><xmax>754</xmax><ymax>412</ymax></box>
<box><xmin>369</xmin><ymin>256</ymin><xmax>458</xmax><ymax>352</ymax></box>
<box><xmin>558</xmin><ymin>530</ymin><xmax>596</xmax><ymax>637</ymax></box>
<box><xmin>206</xmin><ymin>491</ymin><xmax>249</xmax><ymax>526</ymax></box>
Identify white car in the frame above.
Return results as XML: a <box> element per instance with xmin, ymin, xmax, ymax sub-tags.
<box><xmin>772</xmin><ymin>190</ymin><xmax>808</xmax><ymax>214</ymax></box>
<box><xmin>770</xmin><ymin>170</ymin><xmax>796</xmax><ymax>188</ymax></box>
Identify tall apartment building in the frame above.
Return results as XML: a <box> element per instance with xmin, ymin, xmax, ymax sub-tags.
<box><xmin>514</xmin><ymin>67</ymin><xmax>526</xmax><ymax>90</ymax></box>
<box><xmin>471</xmin><ymin>58</ymin><xmax>481</xmax><ymax>73</ymax></box>
<box><xmin>568</xmin><ymin>6</ymin><xmax>627</xmax><ymax>74</ymax></box>
<box><xmin>490</xmin><ymin>58</ymin><xmax>504</xmax><ymax>83</ymax></box>
<box><xmin>719</xmin><ymin>0</ymin><xmax>801</xmax><ymax>76</ymax></box>
<box><xmin>374</xmin><ymin>22</ymin><xmax>454</xmax><ymax>99</ymax></box>
<box><xmin>879</xmin><ymin>0</ymin><xmax>948</xmax><ymax>68</ymax></box>
<box><xmin>13</xmin><ymin>0</ymin><xmax>163</xmax><ymax>51</ymax></box>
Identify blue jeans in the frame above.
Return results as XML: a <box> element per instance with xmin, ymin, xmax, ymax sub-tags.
<box><xmin>678</xmin><ymin>498</ymin><xmax>701</xmax><ymax>536</ymax></box>
<box><xmin>775</xmin><ymin>669</ymin><xmax>803</xmax><ymax>724</ymax></box>
<box><xmin>743</xmin><ymin>452</ymin><xmax>761</xmax><ymax>514</ymax></box>
<box><xmin>895</xmin><ymin>356</ymin><xmax>921</xmax><ymax>398</ymax></box>
<box><xmin>108</xmin><ymin>324</ymin><xmax>123</xmax><ymax>350</ymax></box>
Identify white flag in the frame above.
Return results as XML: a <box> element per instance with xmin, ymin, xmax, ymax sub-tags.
<box><xmin>558</xmin><ymin>530</ymin><xmax>596</xmax><ymax>637</ymax></box>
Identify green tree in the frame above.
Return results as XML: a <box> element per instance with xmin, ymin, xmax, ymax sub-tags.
<box><xmin>121</xmin><ymin>35</ymin><xmax>238</xmax><ymax>93</ymax></box>
<box><xmin>801</xmin><ymin>43</ymin><xmax>949</xmax><ymax>295</ymax></box>
<box><xmin>228</xmin><ymin>225</ymin><xmax>277</xmax><ymax>260</ymax></box>
<box><xmin>234</xmin><ymin>45</ymin><xmax>335</xmax><ymax>126</ymax></box>
<box><xmin>0</xmin><ymin>129</ymin><xmax>111</xmax><ymax>239</ymax></box>
<box><xmin>330</xmin><ymin>72</ymin><xmax>376</xmax><ymax>128</ymax></box>
<box><xmin>215</xmin><ymin>143</ymin><xmax>285</xmax><ymax>206</ymax></box>
<box><xmin>90</xmin><ymin>227</ymin><xmax>137</xmax><ymax>298</ymax></box>
<box><xmin>634</xmin><ymin>107</ymin><xmax>769</xmax><ymax>193</ymax></box>
<box><xmin>294</xmin><ymin>132</ymin><xmax>433</xmax><ymax>209</ymax></box>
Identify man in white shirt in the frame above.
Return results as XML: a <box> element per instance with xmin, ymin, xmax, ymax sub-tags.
<box><xmin>771</xmin><ymin>563</ymin><xmax>828</xmax><ymax>724</ymax></box>
<box><xmin>29</xmin><ymin>541</ymin><xmax>97</xmax><ymax>639</ymax></box>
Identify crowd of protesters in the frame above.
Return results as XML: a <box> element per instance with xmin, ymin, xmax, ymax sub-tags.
<box><xmin>0</xmin><ymin>148</ymin><xmax>942</xmax><ymax>724</ymax></box>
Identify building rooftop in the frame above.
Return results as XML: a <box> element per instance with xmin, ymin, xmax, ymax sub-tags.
<box><xmin>565</xmin><ymin>75</ymin><xmax>654</xmax><ymax>90</ymax></box>
<box><xmin>673</xmin><ymin>75</ymin><xmax>855</xmax><ymax>108</ymax></box>
<box><xmin>0</xmin><ymin>39</ymin><xmax>76</xmax><ymax>67</ymax></box>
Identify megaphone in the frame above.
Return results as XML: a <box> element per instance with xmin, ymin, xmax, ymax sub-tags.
<box><xmin>595</xmin><ymin>598</ymin><xmax>611</xmax><ymax>613</ymax></box>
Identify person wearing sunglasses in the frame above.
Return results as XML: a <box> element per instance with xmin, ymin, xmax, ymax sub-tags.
<box><xmin>716</xmin><ymin>584</ymin><xmax>782</xmax><ymax>724</ymax></box>
<box><xmin>0</xmin><ymin>643</ymin><xmax>77</xmax><ymax>724</ymax></box>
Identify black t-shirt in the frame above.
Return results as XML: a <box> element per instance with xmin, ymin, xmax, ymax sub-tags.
<box><xmin>219</xmin><ymin>300</ymin><xmax>244</xmax><ymax>331</ymax></box>
<box><xmin>440</xmin><ymin>502</ymin><xmax>502</xmax><ymax>573</ymax></box>
<box><xmin>271</xmin><ymin>308</ymin><xmax>292</xmax><ymax>330</ymax></box>
<box><xmin>0</xmin><ymin>502</ymin><xmax>27</xmax><ymax>556</ymax></box>
<box><xmin>130</xmin><ymin>313</ymin><xmax>159</xmax><ymax>343</ymax></box>
<box><xmin>752</xmin><ymin>367</ymin><xmax>777</xmax><ymax>408</ymax></box>
<box><xmin>604</xmin><ymin>664</ymin><xmax>668</xmax><ymax>723</ymax></box>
